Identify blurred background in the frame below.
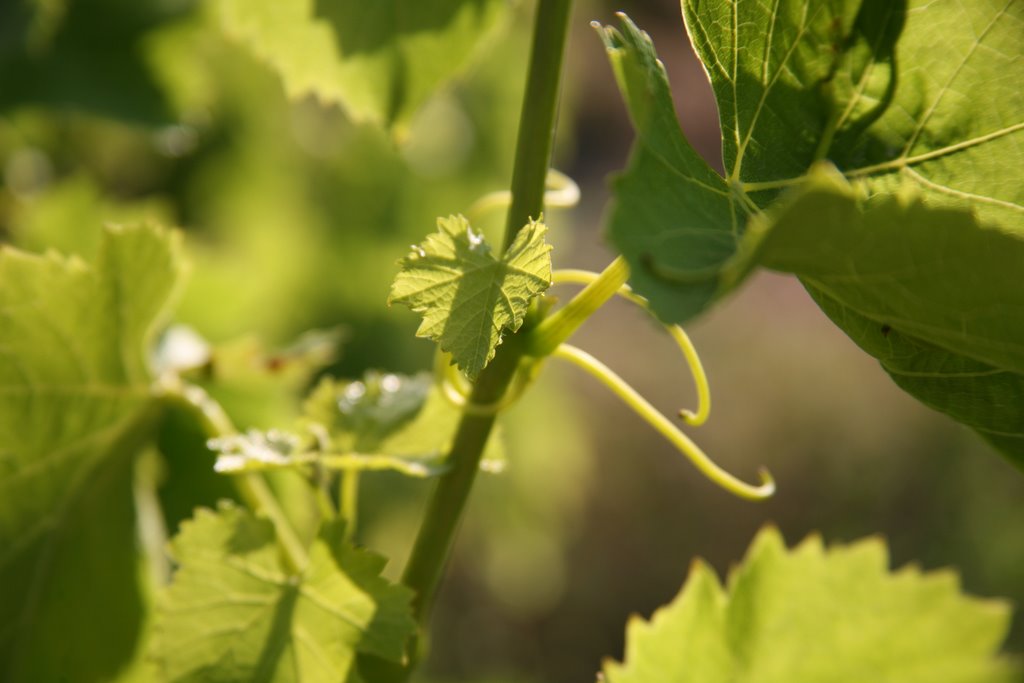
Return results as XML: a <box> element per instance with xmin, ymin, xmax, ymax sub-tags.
<box><xmin>1</xmin><ymin>0</ymin><xmax>1021</xmax><ymax>681</ymax></box>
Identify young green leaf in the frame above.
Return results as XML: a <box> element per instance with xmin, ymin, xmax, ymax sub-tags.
<box><xmin>388</xmin><ymin>215</ymin><xmax>552</xmax><ymax>379</ymax></box>
<box><xmin>210</xmin><ymin>428</ymin><xmax>309</xmax><ymax>473</ymax></box>
<box><xmin>151</xmin><ymin>502</ymin><xmax>416</xmax><ymax>682</ymax></box>
<box><xmin>307</xmin><ymin>372</ymin><xmax>506</xmax><ymax>472</ymax></box>
<box><xmin>212</xmin><ymin>0</ymin><xmax>507</xmax><ymax>129</ymax></box>
<box><xmin>599</xmin><ymin>4</ymin><xmax>1024</xmax><ymax>463</ymax></box>
<box><xmin>604</xmin><ymin>526</ymin><xmax>1019</xmax><ymax>683</ymax></box>
<box><xmin>209</xmin><ymin>371</ymin><xmax>506</xmax><ymax>476</ymax></box>
<box><xmin>304</xmin><ymin>371</ymin><xmax>434</xmax><ymax>452</ymax></box>
<box><xmin>0</xmin><ymin>224</ymin><xmax>185</xmax><ymax>681</ymax></box>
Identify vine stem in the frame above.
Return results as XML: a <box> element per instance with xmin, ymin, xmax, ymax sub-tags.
<box><xmin>502</xmin><ymin>0</ymin><xmax>574</xmax><ymax>251</ymax></box>
<box><xmin>400</xmin><ymin>0</ymin><xmax>573</xmax><ymax>637</ymax></box>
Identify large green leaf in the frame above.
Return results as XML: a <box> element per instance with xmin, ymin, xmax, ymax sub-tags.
<box><xmin>604</xmin><ymin>526</ymin><xmax>1018</xmax><ymax>683</ymax></box>
<box><xmin>805</xmin><ymin>282</ymin><xmax>1024</xmax><ymax>461</ymax></box>
<box><xmin>599</xmin><ymin>3</ymin><xmax>1024</xmax><ymax>463</ymax></box>
<box><xmin>213</xmin><ymin>0</ymin><xmax>507</xmax><ymax>129</ymax></box>
<box><xmin>0</xmin><ymin>224</ymin><xmax>185</xmax><ymax>681</ymax></box>
<box><xmin>388</xmin><ymin>215</ymin><xmax>551</xmax><ymax>379</ymax></box>
<box><xmin>151</xmin><ymin>502</ymin><xmax>415</xmax><ymax>682</ymax></box>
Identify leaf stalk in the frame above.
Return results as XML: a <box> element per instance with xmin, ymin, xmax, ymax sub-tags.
<box><xmin>161</xmin><ymin>383</ymin><xmax>311</xmax><ymax>574</ymax></box>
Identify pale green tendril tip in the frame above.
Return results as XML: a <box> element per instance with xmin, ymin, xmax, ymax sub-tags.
<box><xmin>540</xmin><ymin>260</ymin><xmax>770</xmax><ymax>500</ymax></box>
<box><xmin>467</xmin><ymin>168</ymin><xmax>580</xmax><ymax>223</ymax></box>
<box><xmin>434</xmin><ymin>348</ymin><xmax>535</xmax><ymax>415</ymax></box>
<box><xmin>553</xmin><ymin>343</ymin><xmax>774</xmax><ymax>501</ymax></box>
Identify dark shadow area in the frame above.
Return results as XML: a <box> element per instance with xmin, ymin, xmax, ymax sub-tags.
<box><xmin>0</xmin><ymin>0</ymin><xmax>184</xmax><ymax>124</ymax></box>
<box><xmin>252</xmin><ymin>581</ymin><xmax>301</xmax><ymax>681</ymax></box>
<box><xmin>313</xmin><ymin>0</ymin><xmax>494</xmax><ymax>55</ymax></box>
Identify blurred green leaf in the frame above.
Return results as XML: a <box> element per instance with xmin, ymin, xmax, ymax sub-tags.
<box><xmin>305</xmin><ymin>370</ymin><xmax>432</xmax><ymax>451</ymax></box>
<box><xmin>0</xmin><ymin>224</ymin><xmax>185</xmax><ymax>681</ymax></box>
<box><xmin>0</xmin><ymin>0</ymin><xmax>184</xmax><ymax>123</ymax></box>
<box><xmin>389</xmin><ymin>215</ymin><xmax>551</xmax><ymax>379</ymax></box>
<box><xmin>599</xmin><ymin>4</ymin><xmax>1024</xmax><ymax>461</ymax></box>
<box><xmin>151</xmin><ymin>502</ymin><xmax>415</xmax><ymax>682</ymax></box>
<box><xmin>191</xmin><ymin>328</ymin><xmax>343</xmax><ymax>430</ymax></box>
<box><xmin>604</xmin><ymin>526</ymin><xmax>1018</xmax><ymax>683</ymax></box>
<box><xmin>213</xmin><ymin>0</ymin><xmax>507</xmax><ymax>129</ymax></box>
<box><xmin>307</xmin><ymin>371</ymin><xmax>505</xmax><ymax>471</ymax></box>
<box><xmin>210</xmin><ymin>370</ymin><xmax>504</xmax><ymax>476</ymax></box>
<box><xmin>735</xmin><ymin>168</ymin><xmax>1024</xmax><ymax>374</ymax></box>
<box><xmin>8</xmin><ymin>174</ymin><xmax>173</xmax><ymax>259</ymax></box>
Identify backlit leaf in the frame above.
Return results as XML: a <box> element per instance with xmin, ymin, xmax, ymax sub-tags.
<box><xmin>388</xmin><ymin>215</ymin><xmax>551</xmax><ymax>379</ymax></box>
<box><xmin>151</xmin><ymin>502</ymin><xmax>415</xmax><ymax>682</ymax></box>
<box><xmin>604</xmin><ymin>527</ymin><xmax>1018</xmax><ymax>683</ymax></box>
<box><xmin>0</xmin><ymin>224</ymin><xmax>185</xmax><ymax>681</ymax></box>
<box><xmin>599</xmin><ymin>3</ymin><xmax>1024</xmax><ymax>463</ymax></box>
<box><xmin>213</xmin><ymin>0</ymin><xmax>507</xmax><ymax>129</ymax></box>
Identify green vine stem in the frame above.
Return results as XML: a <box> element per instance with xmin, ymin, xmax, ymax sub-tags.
<box><xmin>552</xmin><ymin>343</ymin><xmax>775</xmax><ymax>501</ymax></box>
<box><xmin>400</xmin><ymin>0</ymin><xmax>573</xmax><ymax>639</ymax></box>
<box><xmin>340</xmin><ymin>469</ymin><xmax>360</xmax><ymax>542</ymax></box>
<box><xmin>160</xmin><ymin>382</ymin><xmax>311</xmax><ymax>574</ymax></box>
<box><xmin>502</xmin><ymin>0</ymin><xmax>574</xmax><ymax>251</ymax></box>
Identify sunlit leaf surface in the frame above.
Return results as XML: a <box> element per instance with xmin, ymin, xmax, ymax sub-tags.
<box><xmin>0</xmin><ymin>225</ymin><xmax>185</xmax><ymax>681</ymax></box>
<box><xmin>213</xmin><ymin>0</ymin><xmax>507</xmax><ymax>129</ymax></box>
<box><xmin>389</xmin><ymin>215</ymin><xmax>551</xmax><ymax>379</ymax></box>
<box><xmin>151</xmin><ymin>502</ymin><xmax>415</xmax><ymax>682</ymax></box>
<box><xmin>599</xmin><ymin>3</ymin><xmax>1024</xmax><ymax>463</ymax></box>
<box><xmin>604</xmin><ymin>527</ymin><xmax>1018</xmax><ymax>683</ymax></box>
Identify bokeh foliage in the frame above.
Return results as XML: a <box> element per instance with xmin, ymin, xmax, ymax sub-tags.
<box><xmin>0</xmin><ymin>0</ymin><xmax>1021</xmax><ymax>681</ymax></box>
